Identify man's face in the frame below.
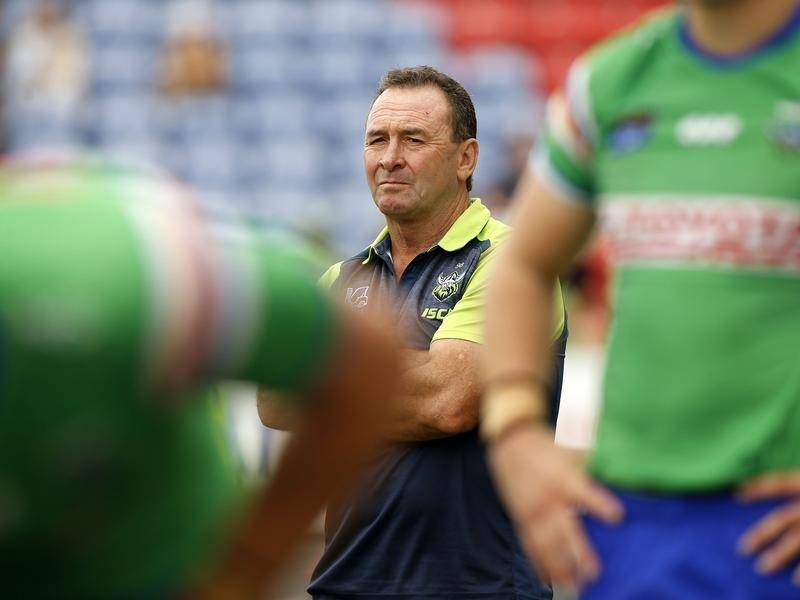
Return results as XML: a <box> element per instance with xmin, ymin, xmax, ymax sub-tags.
<box><xmin>364</xmin><ymin>86</ymin><xmax>464</xmax><ymax>221</ymax></box>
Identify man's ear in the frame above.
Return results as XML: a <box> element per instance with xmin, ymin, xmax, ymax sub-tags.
<box><xmin>457</xmin><ymin>138</ymin><xmax>479</xmax><ymax>185</ymax></box>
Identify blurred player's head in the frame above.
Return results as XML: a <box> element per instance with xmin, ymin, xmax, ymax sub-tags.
<box><xmin>0</xmin><ymin>153</ymin><xmax>193</xmax><ymax>213</ymax></box>
<box><xmin>365</xmin><ymin>66</ymin><xmax>479</xmax><ymax>221</ymax></box>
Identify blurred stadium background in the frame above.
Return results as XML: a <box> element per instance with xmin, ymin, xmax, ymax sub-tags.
<box><xmin>0</xmin><ymin>1</ymin><xmax>666</xmax><ymax>597</ymax></box>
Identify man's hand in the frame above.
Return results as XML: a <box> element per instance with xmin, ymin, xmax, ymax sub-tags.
<box><xmin>738</xmin><ymin>471</ymin><xmax>800</xmax><ymax>585</ymax></box>
<box><xmin>488</xmin><ymin>422</ymin><xmax>623</xmax><ymax>593</ymax></box>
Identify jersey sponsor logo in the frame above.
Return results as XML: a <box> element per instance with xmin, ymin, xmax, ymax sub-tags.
<box><xmin>768</xmin><ymin>101</ymin><xmax>800</xmax><ymax>152</ymax></box>
<box><xmin>608</xmin><ymin>113</ymin><xmax>653</xmax><ymax>153</ymax></box>
<box><xmin>432</xmin><ymin>262</ymin><xmax>466</xmax><ymax>302</ymax></box>
<box><xmin>421</xmin><ymin>307</ymin><xmax>451</xmax><ymax>320</ymax></box>
<box><xmin>675</xmin><ymin>113</ymin><xmax>742</xmax><ymax>147</ymax></box>
<box><xmin>601</xmin><ymin>196</ymin><xmax>800</xmax><ymax>273</ymax></box>
<box><xmin>345</xmin><ymin>286</ymin><xmax>369</xmax><ymax>309</ymax></box>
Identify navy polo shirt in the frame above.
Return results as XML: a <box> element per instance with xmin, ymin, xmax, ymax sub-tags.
<box><xmin>309</xmin><ymin>200</ymin><xmax>567</xmax><ymax>600</ymax></box>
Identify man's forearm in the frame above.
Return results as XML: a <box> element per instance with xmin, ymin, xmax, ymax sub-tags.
<box><xmin>387</xmin><ymin>346</ymin><xmax>481</xmax><ymax>443</ymax></box>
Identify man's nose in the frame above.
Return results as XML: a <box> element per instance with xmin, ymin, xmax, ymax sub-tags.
<box><xmin>379</xmin><ymin>139</ymin><xmax>405</xmax><ymax>171</ymax></box>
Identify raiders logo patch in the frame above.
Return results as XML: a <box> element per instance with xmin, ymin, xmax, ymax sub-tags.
<box><xmin>432</xmin><ymin>263</ymin><xmax>466</xmax><ymax>302</ymax></box>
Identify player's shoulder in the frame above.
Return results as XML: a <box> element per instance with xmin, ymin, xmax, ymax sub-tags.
<box><xmin>580</xmin><ymin>7</ymin><xmax>679</xmax><ymax>103</ymax></box>
<box><xmin>588</xmin><ymin>7</ymin><xmax>678</xmax><ymax>70</ymax></box>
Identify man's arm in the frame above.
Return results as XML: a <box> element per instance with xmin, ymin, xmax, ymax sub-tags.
<box><xmin>257</xmin><ymin>337</ymin><xmax>481</xmax><ymax>441</ymax></box>
<box><xmin>387</xmin><ymin>338</ymin><xmax>482</xmax><ymax>442</ymax></box>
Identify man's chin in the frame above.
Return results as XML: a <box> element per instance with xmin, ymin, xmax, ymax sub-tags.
<box><xmin>375</xmin><ymin>195</ymin><xmax>417</xmax><ymax>219</ymax></box>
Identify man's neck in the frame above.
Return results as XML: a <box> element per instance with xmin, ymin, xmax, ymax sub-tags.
<box><xmin>686</xmin><ymin>0</ymin><xmax>800</xmax><ymax>56</ymax></box>
<box><xmin>386</xmin><ymin>191</ymin><xmax>471</xmax><ymax>280</ymax></box>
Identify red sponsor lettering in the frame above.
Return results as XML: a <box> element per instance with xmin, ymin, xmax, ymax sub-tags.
<box><xmin>601</xmin><ymin>198</ymin><xmax>800</xmax><ymax>272</ymax></box>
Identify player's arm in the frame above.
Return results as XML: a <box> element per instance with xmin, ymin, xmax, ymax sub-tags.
<box><xmin>255</xmin><ymin>261</ymin><xmax>344</xmax><ymax>432</ymax></box>
<box><xmin>256</xmin><ymin>389</ymin><xmax>300</xmax><ymax>431</ymax></box>
<box><xmin>202</xmin><ymin>309</ymin><xmax>399</xmax><ymax>599</ymax></box>
<box><xmin>483</xmin><ymin>172</ymin><xmax>623</xmax><ymax>593</ymax></box>
<box><xmin>738</xmin><ymin>471</ymin><xmax>800</xmax><ymax>585</ymax></box>
<box><xmin>386</xmin><ymin>338</ymin><xmax>482</xmax><ymax>442</ymax></box>
<box><xmin>194</xmin><ymin>246</ymin><xmax>400</xmax><ymax>598</ymax></box>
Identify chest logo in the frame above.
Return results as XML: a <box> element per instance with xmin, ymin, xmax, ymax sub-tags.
<box><xmin>432</xmin><ymin>263</ymin><xmax>467</xmax><ymax>302</ymax></box>
<box><xmin>345</xmin><ymin>286</ymin><xmax>369</xmax><ymax>309</ymax></box>
<box><xmin>608</xmin><ymin>113</ymin><xmax>653</xmax><ymax>153</ymax></box>
<box><xmin>675</xmin><ymin>113</ymin><xmax>742</xmax><ymax>147</ymax></box>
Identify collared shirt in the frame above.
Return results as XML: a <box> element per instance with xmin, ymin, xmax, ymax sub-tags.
<box><xmin>309</xmin><ymin>200</ymin><xmax>566</xmax><ymax>600</ymax></box>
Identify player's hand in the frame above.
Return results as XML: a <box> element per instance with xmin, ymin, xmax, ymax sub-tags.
<box><xmin>487</xmin><ymin>422</ymin><xmax>623</xmax><ymax>593</ymax></box>
<box><xmin>738</xmin><ymin>471</ymin><xmax>800</xmax><ymax>585</ymax></box>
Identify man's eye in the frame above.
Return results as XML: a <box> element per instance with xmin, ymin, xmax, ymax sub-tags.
<box><xmin>408</xmin><ymin>137</ymin><xmax>423</xmax><ymax>144</ymax></box>
<box><xmin>368</xmin><ymin>138</ymin><xmax>385</xmax><ymax>145</ymax></box>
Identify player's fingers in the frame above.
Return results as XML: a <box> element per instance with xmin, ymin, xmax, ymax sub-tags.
<box><xmin>568</xmin><ymin>475</ymin><xmax>624</xmax><ymax>525</ymax></box>
<box><xmin>756</xmin><ymin>526</ymin><xmax>800</xmax><ymax>574</ymax></box>
<box><xmin>739</xmin><ymin>501</ymin><xmax>800</xmax><ymax>555</ymax></box>
<box><xmin>562</xmin><ymin>509</ymin><xmax>601</xmax><ymax>584</ymax></box>
<box><xmin>521</xmin><ymin>511</ymin><xmax>581</xmax><ymax>591</ymax></box>
<box><xmin>518</xmin><ymin>526</ymin><xmax>551</xmax><ymax>587</ymax></box>
<box><xmin>739</xmin><ymin>472</ymin><xmax>800</xmax><ymax>500</ymax></box>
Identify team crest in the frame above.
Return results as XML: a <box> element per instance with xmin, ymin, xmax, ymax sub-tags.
<box><xmin>345</xmin><ymin>286</ymin><xmax>369</xmax><ymax>309</ymax></box>
<box><xmin>767</xmin><ymin>101</ymin><xmax>800</xmax><ymax>152</ymax></box>
<box><xmin>432</xmin><ymin>263</ymin><xmax>466</xmax><ymax>302</ymax></box>
<box><xmin>608</xmin><ymin>113</ymin><xmax>653</xmax><ymax>153</ymax></box>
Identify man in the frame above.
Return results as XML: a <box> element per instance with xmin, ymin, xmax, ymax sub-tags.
<box><xmin>0</xmin><ymin>156</ymin><xmax>399</xmax><ymax>598</ymax></box>
<box><xmin>482</xmin><ymin>0</ymin><xmax>800</xmax><ymax>597</ymax></box>
<box><xmin>260</xmin><ymin>66</ymin><xmax>566</xmax><ymax>600</ymax></box>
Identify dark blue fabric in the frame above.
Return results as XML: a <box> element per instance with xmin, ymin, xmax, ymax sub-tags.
<box><xmin>581</xmin><ymin>489</ymin><xmax>799</xmax><ymax>599</ymax></box>
<box><xmin>309</xmin><ymin>240</ymin><xmax>565</xmax><ymax>599</ymax></box>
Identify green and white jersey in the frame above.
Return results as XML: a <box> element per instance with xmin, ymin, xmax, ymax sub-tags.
<box><xmin>535</xmin><ymin>7</ymin><xmax>800</xmax><ymax>491</ymax></box>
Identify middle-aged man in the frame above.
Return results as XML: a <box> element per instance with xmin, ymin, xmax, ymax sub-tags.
<box><xmin>482</xmin><ymin>0</ymin><xmax>800</xmax><ymax>598</ymax></box>
<box><xmin>259</xmin><ymin>66</ymin><xmax>567</xmax><ymax>599</ymax></box>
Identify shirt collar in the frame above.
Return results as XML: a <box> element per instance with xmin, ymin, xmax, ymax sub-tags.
<box><xmin>363</xmin><ymin>199</ymin><xmax>489</xmax><ymax>264</ymax></box>
<box><xmin>678</xmin><ymin>1</ymin><xmax>800</xmax><ymax>69</ymax></box>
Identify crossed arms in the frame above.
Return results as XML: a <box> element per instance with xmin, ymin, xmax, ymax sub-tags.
<box><xmin>258</xmin><ymin>337</ymin><xmax>482</xmax><ymax>442</ymax></box>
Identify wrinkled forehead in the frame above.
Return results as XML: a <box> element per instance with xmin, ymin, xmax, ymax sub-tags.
<box><xmin>366</xmin><ymin>85</ymin><xmax>452</xmax><ymax>135</ymax></box>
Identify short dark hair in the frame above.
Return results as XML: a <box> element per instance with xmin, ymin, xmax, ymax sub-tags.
<box><xmin>374</xmin><ymin>66</ymin><xmax>477</xmax><ymax>191</ymax></box>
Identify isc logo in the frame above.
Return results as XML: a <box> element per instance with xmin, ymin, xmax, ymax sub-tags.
<box><xmin>675</xmin><ymin>113</ymin><xmax>742</xmax><ymax>146</ymax></box>
<box><xmin>421</xmin><ymin>307</ymin><xmax>450</xmax><ymax>320</ymax></box>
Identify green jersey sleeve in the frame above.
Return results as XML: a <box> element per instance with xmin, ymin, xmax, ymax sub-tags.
<box><xmin>209</xmin><ymin>239</ymin><xmax>339</xmax><ymax>394</ymax></box>
<box><xmin>532</xmin><ymin>56</ymin><xmax>600</xmax><ymax>205</ymax></box>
